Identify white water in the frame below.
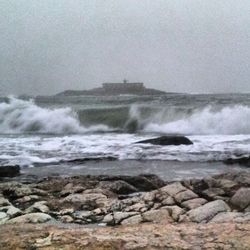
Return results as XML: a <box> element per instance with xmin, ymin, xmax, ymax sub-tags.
<box><xmin>144</xmin><ymin>105</ymin><xmax>250</xmax><ymax>135</ymax></box>
<box><xmin>0</xmin><ymin>97</ymin><xmax>109</xmax><ymax>134</ymax></box>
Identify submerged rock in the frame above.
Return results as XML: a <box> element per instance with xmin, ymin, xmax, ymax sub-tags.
<box><xmin>136</xmin><ymin>135</ymin><xmax>193</xmax><ymax>146</ymax></box>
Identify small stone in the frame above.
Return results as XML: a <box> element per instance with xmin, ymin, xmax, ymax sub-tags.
<box><xmin>16</xmin><ymin>195</ymin><xmax>40</xmax><ymax>203</ymax></box>
<box><xmin>6</xmin><ymin>206</ymin><xmax>22</xmax><ymax>218</ymax></box>
<box><xmin>26</xmin><ymin>201</ymin><xmax>50</xmax><ymax>214</ymax></box>
<box><xmin>102</xmin><ymin>213</ymin><xmax>114</xmax><ymax>224</ymax></box>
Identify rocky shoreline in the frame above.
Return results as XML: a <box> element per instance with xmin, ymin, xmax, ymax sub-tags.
<box><xmin>1</xmin><ymin>171</ymin><xmax>250</xmax><ymax>249</ymax></box>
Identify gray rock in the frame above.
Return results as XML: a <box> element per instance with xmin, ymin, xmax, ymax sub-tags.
<box><xmin>121</xmin><ymin>214</ymin><xmax>143</xmax><ymax>225</ymax></box>
<box><xmin>124</xmin><ymin>202</ymin><xmax>147</xmax><ymax>213</ymax></box>
<box><xmin>161</xmin><ymin>196</ymin><xmax>175</xmax><ymax>206</ymax></box>
<box><xmin>16</xmin><ymin>195</ymin><xmax>40</xmax><ymax>203</ymax></box>
<box><xmin>160</xmin><ymin>182</ymin><xmax>187</xmax><ymax>197</ymax></box>
<box><xmin>26</xmin><ymin>201</ymin><xmax>49</xmax><ymax>213</ymax></box>
<box><xmin>7</xmin><ymin>213</ymin><xmax>52</xmax><ymax>224</ymax></box>
<box><xmin>60</xmin><ymin>215</ymin><xmax>74</xmax><ymax>223</ymax></box>
<box><xmin>63</xmin><ymin>193</ymin><xmax>109</xmax><ymax>210</ymax></box>
<box><xmin>0</xmin><ymin>198</ymin><xmax>11</xmax><ymax>207</ymax></box>
<box><xmin>185</xmin><ymin>200</ymin><xmax>230</xmax><ymax>223</ymax></box>
<box><xmin>162</xmin><ymin>205</ymin><xmax>185</xmax><ymax>221</ymax></box>
<box><xmin>0</xmin><ymin>212</ymin><xmax>8</xmax><ymax>224</ymax></box>
<box><xmin>181</xmin><ymin>198</ymin><xmax>207</xmax><ymax>210</ymax></box>
<box><xmin>230</xmin><ymin>188</ymin><xmax>250</xmax><ymax>210</ymax></box>
<box><xmin>113</xmin><ymin>212</ymin><xmax>139</xmax><ymax>224</ymax></box>
<box><xmin>174</xmin><ymin>190</ymin><xmax>198</xmax><ymax>203</ymax></box>
<box><xmin>202</xmin><ymin>188</ymin><xmax>225</xmax><ymax>199</ymax></box>
<box><xmin>210</xmin><ymin>212</ymin><xmax>244</xmax><ymax>223</ymax></box>
<box><xmin>102</xmin><ymin>213</ymin><xmax>114</xmax><ymax>224</ymax></box>
<box><xmin>5</xmin><ymin>206</ymin><xmax>22</xmax><ymax>218</ymax></box>
<box><xmin>142</xmin><ymin>209</ymin><xmax>173</xmax><ymax>223</ymax></box>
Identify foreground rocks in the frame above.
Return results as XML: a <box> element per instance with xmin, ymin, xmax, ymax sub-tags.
<box><xmin>1</xmin><ymin>223</ymin><xmax>250</xmax><ymax>249</ymax></box>
<box><xmin>1</xmin><ymin>172</ymin><xmax>250</xmax><ymax>226</ymax></box>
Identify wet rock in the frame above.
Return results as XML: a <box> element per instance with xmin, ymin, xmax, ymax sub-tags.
<box><xmin>230</xmin><ymin>188</ymin><xmax>250</xmax><ymax>210</ymax></box>
<box><xmin>136</xmin><ymin>136</ymin><xmax>193</xmax><ymax>146</ymax></box>
<box><xmin>223</xmin><ymin>156</ymin><xmax>250</xmax><ymax>167</ymax></box>
<box><xmin>0</xmin><ymin>165</ymin><xmax>20</xmax><ymax>177</ymax></box>
<box><xmin>99</xmin><ymin>180</ymin><xmax>138</xmax><ymax>195</ymax></box>
<box><xmin>142</xmin><ymin>209</ymin><xmax>173</xmax><ymax>223</ymax></box>
<box><xmin>181</xmin><ymin>198</ymin><xmax>207</xmax><ymax>210</ymax></box>
<box><xmin>7</xmin><ymin>213</ymin><xmax>52</xmax><ymax>224</ymax></box>
<box><xmin>182</xmin><ymin>200</ymin><xmax>230</xmax><ymax>223</ymax></box>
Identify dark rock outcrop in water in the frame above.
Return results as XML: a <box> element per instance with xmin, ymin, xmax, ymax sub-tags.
<box><xmin>136</xmin><ymin>135</ymin><xmax>193</xmax><ymax>146</ymax></box>
<box><xmin>224</xmin><ymin>156</ymin><xmax>250</xmax><ymax>167</ymax></box>
<box><xmin>0</xmin><ymin>165</ymin><xmax>20</xmax><ymax>178</ymax></box>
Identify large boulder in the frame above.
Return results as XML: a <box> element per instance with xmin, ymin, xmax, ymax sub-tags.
<box><xmin>0</xmin><ymin>165</ymin><xmax>20</xmax><ymax>177</ymax></box>
<box><xmin>135</xmin><ymin>136</ymin><xmax>193</xmax><ymax>146</ymax></box>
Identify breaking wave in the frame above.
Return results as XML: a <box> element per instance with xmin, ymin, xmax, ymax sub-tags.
<box><xmin>0</xmin><ymin>97</ymin><xmax>110</xmax><ymax>134</ymax></box>
<box><xmin>144</xmin><ymin>105</ymin><xmax>250</xmax><ymax>135</ymax></box>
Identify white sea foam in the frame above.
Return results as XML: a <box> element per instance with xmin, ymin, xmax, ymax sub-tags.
<box><xmin>144</xmin><ymin>105</ymin><xmax>250</xmax><ymax>135</ymax></box>
<box><xmin>0</xmin><ymin>97</ymin><xmax>110</xmax><ymax>134</ymax></box>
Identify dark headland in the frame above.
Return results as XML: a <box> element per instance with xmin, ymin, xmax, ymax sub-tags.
<box><xmin>56</xmin><ymin>80</ymin><xmax>167</xmax><ymax>96</ymax></box>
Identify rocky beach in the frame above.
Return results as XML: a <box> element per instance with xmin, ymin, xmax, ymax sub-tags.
<box><xmin>1</xmin><ymin>170</ymin><xmax>250</xmax><ymax>249</ymax></box>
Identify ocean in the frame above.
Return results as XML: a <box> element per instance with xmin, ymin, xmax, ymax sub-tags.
<box><xmin>0</xmin><ymin>93</ymin><xmax>250</xmax><ymax>181</ymax></box>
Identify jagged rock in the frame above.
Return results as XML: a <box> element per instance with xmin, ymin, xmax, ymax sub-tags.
<box><xmin>136</xmin><ymin>136</ymin><xmax>193</xmax><ymax>146</ymax></box>
<box><xmin>0</xmin><ymin>165</ymin><xmax>20</xmax><ymax>177</ymax></box>
<box><xmin>181</xmin><ymin>198</ymin><xmax>207</xmax><ymax>210</ymax></box>
<box><xmin>182</xmin><ymin>200</ymin><xmax>230</xmax><ymax>223</ymax></box>
<box><xmin>121</xmin><ymin>214</ymin><xmax>143</xmax><ymax>225</ymax></box>
<box><xmin>174</xmin><ymin>190</ymin><xmax>198</xmax><ymax>203</ymax></box>
<box><xmin>160</xmin><ymin>182</ymin><xmax>187</xmax><ymax>196</ymax></box>
<box><xmin>162</xmin><ymin>205</ymin><xmax>185</xmax><ymax>221</ymax></box>
<box><xmin>98</xmin><ymin>180</ymin><xmax>138</xmax><ymax>195</ymax></box>
<box><xmin>7</xmin><ymin>213</ymin><xmax>52</xmax><ymax>224</ymax></box>
<box><xmin>26</xmin><ymin>201</ymin><xmax>50</xmax><ymax>213</ymax></box>
<box><xmin>230</xmin><ymin>188</ymin><xmax>250</xmax><ymax>210</ymax></box>
<box><xmin>142</xmin><ymin>209</ymin><xmax>173</xmax><ymax>223</ymax></box>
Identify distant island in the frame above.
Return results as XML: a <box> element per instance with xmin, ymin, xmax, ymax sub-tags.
<box><xmin>56</xmin><ymin>80</ymin><xmax>167</xmax><ymax>96</ymax></box>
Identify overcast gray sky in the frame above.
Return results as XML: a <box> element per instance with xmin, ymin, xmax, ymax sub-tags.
<box><xmin>0</xmin><ymin>0</ymin><xmax>250</xmax><ymax>95</ymax></box>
